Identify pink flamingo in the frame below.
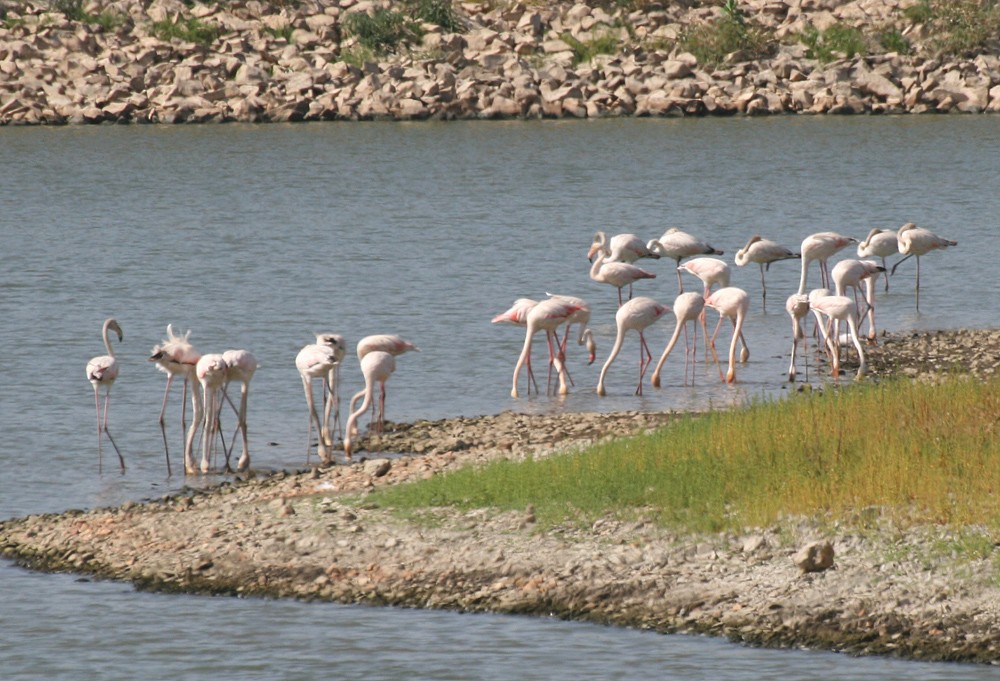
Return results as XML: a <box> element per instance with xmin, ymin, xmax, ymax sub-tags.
<box><xmin>891</xmin><ymin>222</ymin><xmax>957</xmax><ymax>310</ymax></box>
<box><xmin>654</xmin><ymin>228</ymin><xmax>724</xmax><ymax>291</ymax></box>
<box><xmin>149</xmin><ymin>324</ymin><xmax>201</xmax><ymax>476</ymax></box>
<box><xmin>797</xmin><ymin>231</ymin><xmax>858</xmax><ymax>294</ymax></box>
<box><xmin>86</xmin><ymin>318</ymin><xmax>125</xmax><ymax>474</ymax></box>
<box><xmin>596</xmin><ymin>296</ymin><xmax>671</xmax><ymax>396</ymax></box>
<box><xmin>588</xmin><ymin>231</ymin><xmax>662</xmax><ymax>263</ymax></box>
<box><xmin>734</xmin><ymin>235</ymin><xmax>800</xmax><ymax>310</ymax></box>
<box><xmin>857</xmin><ymin>227</ymin><xmax>899</xmax><ymax>292</ymax></box>
<box><xmin>492</xmin><ymin>298</ymin><xmax>540</xmax><ymax>394</ymax></box>
<box><xmin>677</xmin><ymin>257</ymin><xmax>730</xmax><ymax>298</ymax></box>
<box><xmin>785</xmin><ymin>293</ymin><xmax>810</xmax><ymax>382</ymax></box>
<box><xmin>344</xmin><ymin>350</ymin><xmax>396</xmax><ymax>459</ymax></box>
<box><xmin>195</xmin><ymin>353</ymin><xmax>228</xmax><ymax>474</ymax></box>
<box><xmin>831</xmin><ymin>259</ymin><xmax>885</xmax><ymax>341</ymax></box>
<box><xmin>704</xmin><ymin>287</ymin><xmax>750</xmax><ymax>384</ymax></box>
<box><xmin>589</xmin><ymin>250</ymin><xmax>657</xmax><ymax>306</ymax></box>
<box><xmin>545</xmin><ymin>292</ymin><xmax>597</xmax><ymax>370</ymax></box>
<box><xmin>221</xmin><ymin>349</ymin><xmax>258</xmax><ymax>472</ymax></box>
<box><xmin>511</xmin><ymin>297</ymin><xmax>580</xmax><ymax>398</ymax></box>
<box><xmin>808</xmin><ymin>290</ymin><xmax>867</xmax><ymax>379</ymax></box>
<box><xmin>296</xmin><ymin>333</ymin><xmax>346</xmax><ymax>465</ymax></box>
<box><xmin>356</xmin><ymin>334</ymin><xmax>420</xmax><ymax>360</ymax></box>
<box><xmin>651</xmin><ymin>291</ymin><xmax>708</xmax><ymax>388</ymax></box>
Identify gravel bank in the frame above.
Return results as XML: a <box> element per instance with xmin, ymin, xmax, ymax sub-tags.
<box><xmin>3</xmin><ymin>329</ymin><xmax>1000</xmax><ymax>665</ymax></box>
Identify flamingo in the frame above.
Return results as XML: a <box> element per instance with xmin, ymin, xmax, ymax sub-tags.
<box><xmin>149</xmin><ymin>324</ymin><xmax>201</xmax><ymax>476</ymax></box>
<box><xmin>677</xmin><ymin>257</ymin><xmax>730</xmax><ymax>299</ymax></box>
<box><xmin>356</xmin><ymin>334</ymin><xmax>420</xmax><ymax>360</ymax></box>
<box><xmin>654</xmin><ymin>228</ymin><xmax>724</xmax><ymax>291</ymax></box>
<box><xmin>195</xmin><ymin>353</ymin><xmax>228</xmax><ymax>474</ymax></box>
<box><xmin>545</xmin><ymin>293</ymin><xmax>597</xmax><ymax>366</ymax></box>
<box><xmin>344</xmin><ymin>350</ymin><xmax>396</xmax><ymax>459</ymax></box>
<box><xmin>808</xmin><ymin>291</ymin><xmax>866</xmax><ymax>379</ymax></box>
<box><xmin>734</xmin><ymin>235</ymin><xmax>800</xmax><ymax>310</ymax></box>
<box><xmin>511</xmin><ymin>297</ymin><xmax>580</xmax><ymax>398</ymax></box>
<box><xmin>85</xmin><ymin>318</ymin><xmax>125</xmax><ymax>474</ymax></box>
<box><xmin>785</xmin><ymin>293</ymin><xmax>810</xmax><ymax>382</ymax></box>
<box><xmin>492</xmin><ymin>298</ymin><xmax>540</xmax><ymax>394</ymax></box>
<box><xmin>221</xmin><ymin>349</ymin><xmax>257</xmax><ymax>472</ymax></box>
<box><xmin>704</xmin><ymin>287</ymin><xmax>750</xmax><ymax>384</ymax></box>
<box><xmin>831</xmin><ymin>259</ymin><xmax>885</xmax><ymax>341</ymax></box>
<box><xmin>797</xmin><ymin>231</ymin><xmax>858</xmax><ymax>294</ymax></box>
<box><xmin>589</xmin><ymin>250</ymin><xmax>656</xmax><ymax>306</ymax></box>
<box><xmin>650</xmin><ymin>291</ymin><xmax>708</xmax><ymax>388</ymax></box>
<box><xmin>857</xmin><ymin>227</ymin><xmax>899</xmax><ymax>291</ymax></box>
<box><xmin>296</xmin><ymin>333</ymin><xmax>346</xmax><ymax>465</ymax></box>
<box><xmin>596</xmin><ymin>296</ymin><xmax>671</xmax><ymax>396</ymax></box>
<box><xmin>588</xmin><ymin>231</ymin><xmax>662</xmax><ymax>263</ymax></box>
<box><xmin>891</xmin><ymin>222</ymin><xmax>957</xmax><ymax>310</ymax></box>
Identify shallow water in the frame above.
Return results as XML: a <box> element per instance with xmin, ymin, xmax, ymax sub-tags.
<box><xmin>1</xmin><ymin>117</ymin><xmax>998</xmax><ymax>678</ymax></box>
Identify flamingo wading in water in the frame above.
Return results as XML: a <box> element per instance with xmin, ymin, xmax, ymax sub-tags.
<box><xmin>296</xmin><ymin>333</ymin><xmax>346</xmax><ymax>465</ymax></box>
<box><xmin>705</xmin><ymin>287</ymin><xmax>750</xmax><ymax>384</ymax></box>
<box><xmin>785</xmin><ymin>293</ymin><xmax>810</xmax><ymax>382</ymax></box>
<box><xmin>596</xmin><ymin>296</ymin><xmax>671</xmax><ymax>396</ymax></box>
<box><xmin>650</xmin><ymin>291</ymin><xmax>708</xmax><ymax>388</ymax></box>
<box><xmin>654</xmin><ymin>228</ymin><xmax>724</xmax><ymax>292</ymax></box>
<box><xmin>149</xmin><ymin>324</ymin><xmax>201</xmax><ymax>476</ymax></box>
<box><xmin>589</xmin><ymin>250</ymin><xmax>656</xmax><ymax>306</ymax></box>
<box><xmin>86</xmin><ymin>318</ymin><xmax>125</xmax><ymax>473</ymax></box>
<box><xmin>857</xmin><ymin>227</ymin><xmax>899</xmax><ymax>292</ymax></box>
<box><xmin>221</xmin><ymin>349</ymin><xmax>258</xmax><ymax>473</ymax></box>
<box><xmin>734</xmin><ymin>235</ymin><xmax>800</xmax><ymax>310</ymax></box>
<box><xmin>797</xmin><ymin>231</ymin><xmax>858</xmax><ymax>294</ymax></box>
<box><xmin>891</xmin><ymin>222</ymin><xmax>957</xmax><ymax>311</ymax></box>
<box><xmin>510</xmin><ymin>297</ymin><xmax>580</xmax><ymax>398</ymax></box>
<box><xmin>344</xmin><ymin>350</ymin><xmax>396</xmax><ymax>459</ymax></box>
<box><xmin>588</xmin><ymin>231</ymin><xmax>662</xmax><ymax>264</ymax></box>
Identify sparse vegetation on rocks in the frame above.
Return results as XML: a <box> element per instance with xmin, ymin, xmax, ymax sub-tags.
<box><xmin>2</xmin><ymin>0</ymin><xmax>1000</xmax><ymax>123</ymax></box>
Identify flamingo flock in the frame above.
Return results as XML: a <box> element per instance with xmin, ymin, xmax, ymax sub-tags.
<box><xmin>84</xmin><ymin>224</ymin><xmax>956</xmax><ymax>475</ymax></box>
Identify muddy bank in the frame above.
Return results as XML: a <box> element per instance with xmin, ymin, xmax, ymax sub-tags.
<box><xmin>3</xmin><ymin>329</ymin><xmax>1000</xmax><ymax>665</ymax></box>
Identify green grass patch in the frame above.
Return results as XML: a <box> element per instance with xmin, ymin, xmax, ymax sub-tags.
<box><xmin>560</xmin><ymin>31</ymin><xmax>622</xmax><ymax>66</ymax></box>
<box><xmin>799</xmin><ymin>23</ymin><xmax>869</xmax><ymax>62</ymax></box>
<box><xmin>50</xmin><ymin>0</ymin><xmax>123</xmax><ymax>30</ymax></box>
<box><xmin>343</xmin><ymin>8</ymin><xmax>424</xmax><ymax>55</ymax></box>
<box><xmin>152</xmin><ymin>17</ymin><xmax>220</xmax><ymax>45</ymax></box>
<box><xmin>369</xmin><ymin>377</ymin><xmax>1000</xmax><ymax>533</ymax></box>
<box><xmin>679</xmin><ymin>10</ymin><xmax>772</xmax><ymax>67</ymax></box>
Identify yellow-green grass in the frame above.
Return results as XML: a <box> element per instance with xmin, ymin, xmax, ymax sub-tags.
<box><xmin>369</xmin><ymin>376</ymin><xmax>1000</xmax><ymax>533</ymax></box>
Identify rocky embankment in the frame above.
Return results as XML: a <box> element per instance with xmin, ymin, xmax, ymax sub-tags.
<box><xmin>2</xmin><ymin>0</ymin><xmax>1000</xmax><ymax>124</ymax></box>
<box><xmin>3</xmin><ymin>329</ymin><xmax>1000</xmax><ymax>664</ymax></box>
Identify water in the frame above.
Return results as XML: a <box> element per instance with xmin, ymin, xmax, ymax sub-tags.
<box><xmin>1</xmin><ymin>117</ymin><xmax>998</xmax><ymax>678</ymax></box>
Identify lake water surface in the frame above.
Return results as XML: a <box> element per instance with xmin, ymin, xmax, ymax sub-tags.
<box><xmin>1</xmin><ymin>116</ymin><xmax>998</xmax><ymax>678</ymax></box>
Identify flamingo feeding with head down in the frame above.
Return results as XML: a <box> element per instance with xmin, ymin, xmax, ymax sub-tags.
<box><xmin>356</xmin><ymin>334</ymin><xmax>420</xmax><ymax>360</ymax></box>
<box><xmin>296</xmin><ymin>333</ymin><xmax>346</xmax><ymax>465</ymax></box>
<box><xmin>195</xmin><ymin>353</ymin><xmax>228</xmax><ymax>474</ymax></box>
<box><xmin>808</xmin><ymin>290</ymin><xmax>867</xmax><ymax>379</ymax></box>
<box><xmin>589</xmin><ymin>250</ymin><xmax>656</xmax><ymax>306</ymax></box>
<box><xmin>149</xmin><ymin>324</ymin><xmax>201</xmax><ymax>476</ymax></box>
<box><xmin>831</xmin><ymin>259</ymin><xmax>885</xmax><ymax>341</ymax></box>
<box><xmin>677</xmin><ymin>257</ymin><xmax>730</xmax><ymax>299</ymax></box>
<box><xmin>797</xmin><ymin>231</ymin><xmax>858</xmax><ymax>294</ymax></box>
<box><xmin>734</xmin><ymin>235</ymin><xmax>800</xmax><ymax>310</ymax></box>
<box><xmin>344</xmin><ymin>350</ymin><xmax>396</xmax><ymax>459</ymax></box>
<box><xmin>704</xmin><ymin>287</ymin><xmax>750</xmax><ymax>384</ymax></box>
<box><xmin>857</xmin><ymin>227</ymin><xmax>899</xmax><ymax>292</ymax></box>
<box><xmin>596</xmin><ymin>296</ymin><xmax>671</xmax><ymax>396</ymax></box>
<box><xmin>86</xmin><ymin>318</ymin><xmax>125</xmax><ymax>474</ymax></box>
<box><xmin>492</xmin><ymin>298</ymin><xmax>540</xmax><ymax>394</ymax></box>
<box><xmin>654</xmin><ymin>228</ymin><xmax>724</xmax><ymax>291</ymax></box>
<box><xmin>511</xmin><ymin>297</ymin><xmax>580</xmax><ymax>398</ymax></box>
<box><xmin>650</xmin><ymin>291</ymin><xmax>708</xmax><ymax>388</ymax></box>
<box><xmin>220</xmin><ymin>349</ymin><xmax>258</xmax><ymax>472</ymax></box>
<box><xmin>785</xmin><ymin>293</ymin><xmax>810</xmax><ymax>382</ymax></box>
<box><xmin>891</xmin><ymin>222</ymin><xmax>957</xmax><ymax>311</ymax></box>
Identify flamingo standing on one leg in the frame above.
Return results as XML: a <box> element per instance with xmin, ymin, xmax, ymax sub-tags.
<box><xmin>857</xmin><ymin>227</ymin><xmax>899</xmax><ymax>292</ymax></box>
<box><xmin>596</xmin><ymin>296</ymin><xmax>671</xmax><ymax>396</ymax></box>
<box><xmin>651</xmin><ymin>291</ymin><xmax>708</xmax><ymax>388</ymax></box>
<box><xmin>221</xmin><ymin>349</ymin><xmax>258</xmax><ymax>472</ymax></box>
<box><xmin>589</xmin><ymin>250</ymin><xmax>656</xmax><ymax>306</ymax></box>
<box><xmin>344</xmin><ymin>350</ymin><xmax>396</xmax><ymax>460</ymax></box>
<box><xmin>785</xmin><ymin>293</ymin><xmax>810</xmax><ymax>382</ymax></box>
<box><xmin>797</xmin><ymin>231</ymin><xmax>858</xmax><ymax>294</ymax></box>
<box><xmin>808</xmin><ymin>291</ymin><xmax>867</xmax><ymax>379</ymax></box>
<box><xmin>734</xmin><ymin>235</ymin><xmax>800</xmax><ymax>311</ymax></box>
<box><xmin>86</xmin><ymin>318</ymin><xmax>125</xmax><ymax>474</ymax></box>
<box><xmin>195</xmin><ymin>353</ymin><xmax>228</xmax><ymax>474</ymax></box>
<box><xmin>653</xmin><ymin>228</ymin><xmax>724</xmax><ymax>292</ymax></box>
<box><xmin>149</xmin><ymin>324</ymin><xmax>201</xmax><ymax>477</ymax></box>
<box><xmin>891</xmin><ymin>222</ymin><xmax>957</xmax><ymax>311</ymax></box>
<box><xmin>704</xmin><ymin>287</ymin><xmax>750</xmax><ymax>384</ymax></box>
<box><xmin>511</xmin><ymin>297</ymin><xmax>580</xmax><ymax>398</ymax></box>
<box><xmin>296</xmin><ymin>333</ymin><xmax>346</xmax><ymax>465</ymax></box>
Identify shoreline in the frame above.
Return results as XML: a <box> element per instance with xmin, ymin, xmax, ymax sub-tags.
<box><xmin>2</xmin><ymin>0</ymin><xmax>1000</xmax><ymax>125</ymax></box>
<box><xmin>3</xmin><ymin>329</ymin><xmax>1000</xmax><ymax>665</ymax></box>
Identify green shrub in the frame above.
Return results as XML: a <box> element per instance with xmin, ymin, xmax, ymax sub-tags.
<box><xmin>152</xmin><ymin>17</ymin><xmax>220</xmax><ymax>46</ymax></box>
<box><xmin>931</xmin><ymin>0</ymin><xmax>1000</xmax><ymax>56</ymax></box>
<box><xmin>877</xmin><ymin>28</ymin><xmax>910</xmax><ymax>54</ymax></box>
<box><xmin>343</xmin><ymin>8</ymin><xmax>423</xmax><ymax>54</ymax></box>
<box><xmin>265</xmin><ymin>24</ymin><xmax>295</xmax><ymax>42</ymax></box>
<box><xmin>560</xmin><ymin>31</ymin><xmax>621</xmax><ymax>66</ymax></box>
<box><xmin>408</xmin><ymin>0</ymin><xmax>459</xmax><ymax>33</ymax></box>
<box><xmin>902</xmin><ymin>0</ymin><xmax>934</xmax><ymax>24</ymax></box>
<box><xmin>680</xmin><ymin>13</ymin><xmax>772</xmax><ymax>67</ymax></box>
<box><xmin>799</xmin><ymin>23</ymin><xmax>868</xmax><ymax>62</ymax></box>
<box><xmin>51</xmin><ymin>0</ymin><xmax>85</xmax><ymax>21</ymax></box>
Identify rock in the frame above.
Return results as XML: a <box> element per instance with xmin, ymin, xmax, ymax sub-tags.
<box><xmin>793</xmin><ymin>540</ymin><xmax>834</xmax><ymax>573</ymax></box>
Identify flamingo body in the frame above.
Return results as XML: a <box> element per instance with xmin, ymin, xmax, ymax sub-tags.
<box><xmin>735</xmin><ymin>235</ymin><xmax>800</xmax><ymax>309</ymax></box>
<box><xmin>677</xmin><ymin>257</ymin><xmax>730</xmax><ymax>298</ymax></box>
<box><xmin>891</xmin><ymin>223</ymin><xmax>957</xmax><ymax>310</ymax></box>
<box><xmin>86</xmin><ymin>318</ymin><xmax>125</xmax><ymax>473</ymax></box>
<box><xmin>589</xmin><ymin>251</ymin><xmax>656</xmax><ymax>305</ymax></box>
<box><xmin>797</xmin><ymin>231</ymin><xmax>858</xmax><ymax>294</ymax></box>
<box><xmin>588</xmin><ymin>231</ymin><xmax>661</xmax><ymax>264</ymax></box>
<box><xmin>297</xmin><ymin>333</ymin><xmax>346</xmax><ymax>465</ymax></box>
<box><xmin>511</xmin><ymin>297</ymin><xmax>579</xmax><ymax>398</ymax></box>
<box><xmin>655</xmin><ymin>228</ymin><xmax>723</xmax><ymax>291</ymax></box>
<box><xmin>596</xmin><ymin>296</ymin><xmax>671</xmax><ymax>396</ymax></box>
<box><xmin>356</xmin><ymin>334</ymin><xmax>420</xmax><ymax>360</ymax></box>
<box><xmin>704</xmin><ymin>287</ymin><xmax>750</xmax><ymax>384</ymax></box>
<box><xmin>344</xmin><ymin>350</ymin><xmax>396</xmax><ymax>459</ymax></box>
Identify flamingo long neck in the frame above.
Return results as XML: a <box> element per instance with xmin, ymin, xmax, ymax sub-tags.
<box><xmin>589</xmin><ymin>252</ymin><xmax>606</xmax><ymax>281</ymax></box>
<box><xmin>102</xmin><ymin>321</ymin><xmax>116</xmax><ymax>357</ymax></box>
<box><xmin>797</xmin><ymin>258</ymin><xmax>810</xmax><ymax>295</ymax></box>
<box><xmin>727</xmin><ymin>312</ymin><xmax>744</xmax><ymax>383</ymax></box>
<box><xmin>597</xmin><ymin>326</ymin><xmax>626</xmax><ymax>390</ymax></box>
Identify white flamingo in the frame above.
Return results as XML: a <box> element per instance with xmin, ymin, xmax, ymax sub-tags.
<box><xmin>891</xmin><ymin>222</ymin><xmax>957</xmax><ymax>310</ymax></box>
<box><xmin>654</xmin><ymin>228</ymin><xmax>724</xmax><ymax>291</ymax></box>
<box><xmin>704</xmin><ymin>287</ymin><xmax>750</xmax><ymax>384</ymax></box>
<box><xmin>149</xmin><ymin>324</ymin><xmax>201</xmax><ymax>476</ymax></box>
<box><xmin>296</xmin><ymin>333</ymin><xmax>346</xmax><ymax>465</ymax></box>
<box><xmin>857</xmin><ymin>227</ymin><xmax>899</xmax><ymax>292</ymax></box>
<box><xmin>221</xmin><ymin>349</ymin><xmax>258</xmax><ymax>472</ymax></box>
<box><xmin>588</xmin><ymin>231</ymin><xmax>662</xmax><ymax>264</ymax></box>
<box><xmin>734</xmin><ymin>235</ymin><xmax>800</xmax><ymax>310</ymax></box>
<box><xmin>808</xmin><ymin>290</ymin><xmax>866</xmax><ymax>379</ymax></box>
<box><xmin>651</xmin><ymin>291</ymin><xmax>708</xmax><ymax>388</ymax></box>
<box><xmin>797</xmin><ymin>231</ymin><xmax>858</xmax><ymax>294</ymax></box>
<box><xmin>195</xmin><ymin>353</ymin><xmax>228</xmax><ymax>474</ymax></box>
<box><xmin>589</xmin><ymin>250</ymin><xmax>656</xmax><ymax>306</ymax></box>
<box><xmin>86</xmin><ymin>318</ymin><xmax>125</xmax><ymax>474</ymax></box>
<box><xmin>596</xmin><ymin>296</ymin><xmax>671</xmax><ymax>396</ymax></box>
<box><xmin>511</xmin><ymin>297</ymin><xmax>580</xmax><ymax>398</ymax></box>
<box><xmin>785</xmin><ymin>293</ymin><xmax>810</xmax><ymax>382</ymax></box>
<box><xmin>677</xmin><ymin>257</ymin><xmax>731</xmax><ymax>299</ymax></box>
<box><xmin>344</xmin><ymin>350</ymin><xmax>396</xmax><ymax>459</ymax></box>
